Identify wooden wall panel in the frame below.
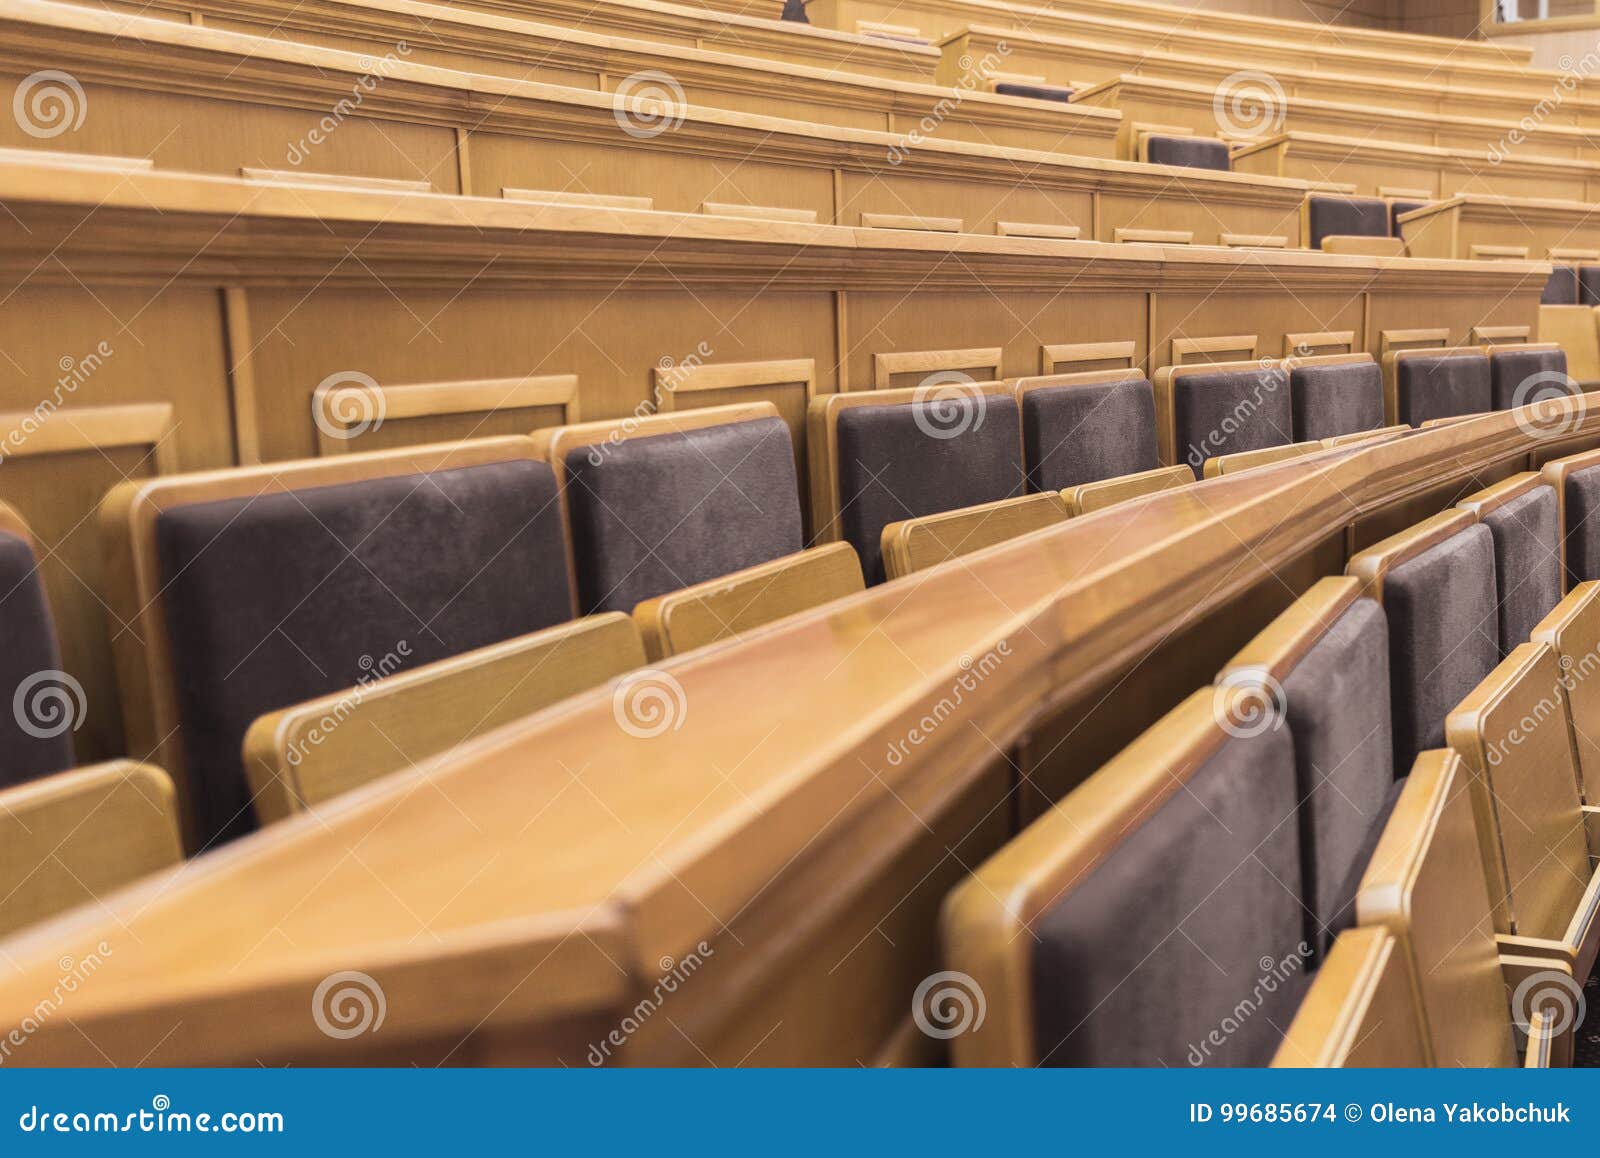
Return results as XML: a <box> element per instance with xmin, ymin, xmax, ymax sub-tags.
<box><xmin>1152</xmin><ymin>290</ymin><xmax>1363</xmax><ymax>369</ymax></box>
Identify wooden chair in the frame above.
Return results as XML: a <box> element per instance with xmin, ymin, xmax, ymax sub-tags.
<box><xmin>1485</xmin><ymin>342</ymin><xmax>1571</xmax><ymax>411</ymax></box>
<box><xmin>880</xmin><ymin>493</ymin><xmax>1068</xmax><ymax>579</ymax></box>
<box><xmin>529</xmin><ymin>403</ymin><xmax>806</xmax><ymax>616</ymax></box>
<box><xmin>1357</xmin><ymin>750</ymin><xmax>1573</xmax><ymax>1067</ymax></box>
<box><xmin>1302</xmin><ymin>194</ymin><xmax>1389</xmax><ymax>251</ymax></box>
<box><xmin>1540</xmin><ymin>447</ymin><xmax>1600</xmax><ymax>589</ymax></box>
<box><xmin>807</xmin><ymin>384</ymin><xmax>1022</xmax><ymax>585</ymax></box>
<box><xmin>632</xmin><ymin>542</ymin><xmax>864</xmax><ymax>660</ymax></box>
<box><xmin>1381</xmin><ymin>347</ymin><xmax>1491</xmax><ymax>427</ymax></box>
<box><xmin>1454</xmin><ymin>473</ymin><xmax>1562</xmax><ymax>657</ymax></box>
<box><xmin>0</xmin><ymin>502</ymin><xmax>77</xmax><ymax>789</ymax></box>
<box><xmin>1346</xmin><ymin>510</ymin><xmax>1499</xmax><ymax>774</ymax></box>
<box><xmin>1008</xmin><ymin>368</ymin><xmax>1158</xmax><ymax>492</ymax></box>
<box><xmin>1446</xmin><ymin>642</ymin><xmax>1600</xmax><ymax>987</ymax></box>
<box><xmin>243</xmin><ymin>614</ymin><xmax>647</xmax><ymax>823</ymax></box>
<box><xmin>1271</xmin><ymin>927</ymin><xmax>1429</xmax><ymax>1067</ymax></box>
<box><xmin>0</xmin><ymin>762</ymin><xmax>183</xmax><ymax>938</ymax></box>
<box><xmin>1061</xmin><ymin>464</ymin><xmax>1194</xmax><ymax>515</ymax></box>
<box><xmin>99</xmin><ymin>437</ymin><xmax>575</xmax><ymax>851</ymax></box>
<box><xmin>1282</xmin><ymin>352</ymin><xmax>1384</xmax><ymax>442</ymax></box>
<box><xmin>1152</xmin><ymin>359</ymin><xmax>1293</xmax><ymax>477</ymax></box>
<box><xmin>1531</xmin><ymin>582</ymin><xmax>1600</xmax><ymax>809</ymax></box>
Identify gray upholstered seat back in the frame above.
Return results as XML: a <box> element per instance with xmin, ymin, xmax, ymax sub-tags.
<box><xmin>1021</xmin><ymin>378</ymin><xmax>1157</xmax><ymax>491</ymax></box>
<box><xmin>835</xmin><ymin>397</ymin><xmax>1023</xmax><ymax>584</ymax></box>
<box><xmin>561</xmin><ymin>417</ymin><xmax>802</xmax><ymax>615</ymax></box>
<box><xmin>0</xmin><ymin>532</ymin><xmax>75</xmax><ymax>789</ymax></box>
<box><xmin>1581</xmin><ymin>266</ymin><xmax>1600</xmax><ymax>307</ymax></box>
<box><xmin>1562</xmin><ymin>464</ymin><xmax>1600</xmax><ymax>588</ymax></box>
<box><xmin>993</xmin><ymin>81</ymin><xmax>1071</xmax><ymax>103</ymax></box>
<box><xmin>1480</xmin><ymin>487</ymin><xmax>1561</xmax><ymax>655</ymax></box>
<box><xmin>1307</xmin><ymin>196</ymin><xmax>1388</xmax><ymax>248</ymax></box>
<box><xmin>1380</xmin><ymin>525</ymin><xmax>1499</xmax><ymax>773</ymax></box>
<box><xmin>1145</xmin><ymin>135</ymin><xmax>1230</xmax><ymax>171</ymax></box>
<box><xmin>156</xmin><ymin>461</ymin><xmax>572</xmax><ymax>846</ymax></box>
<box><xmin>1289</xmin><ymin>362</ymin><xmax>1384</xmax><ymax>441</ymax></box>
<box><xmin>1276</xmin><ymin>598</ymin><xmax>1395</xmax><ymax>955</ymax></box>
<box><xmin>1173</xmin><ymin>366</ymin><xmax>1293</xmax><ymax>476</ymax></box>
<box><xmin>1542</xmin><ymin>266</ymin><xmax>1579</xmax><ymax>305</ymax></box>
<box><xmin>1030</xmin><ymin>726</ymin><xmax>1306</xmax><ymax>1066</ymax></box>
<box><xmin>1488</xmin><ymin>347</ymin><xmax>1570</xmax><ymax>411</ymax></box>
<box><xmin>1393</xmin><ymin>353</ymin><xmax>1490</xmax><ymax>426</ymax></box>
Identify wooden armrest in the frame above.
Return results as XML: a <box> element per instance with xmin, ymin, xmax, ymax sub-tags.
<box><xmin>1499</xmin><ymin>953</ymin><xmax>1577</xmax><ymax>1068</ymax></box>
<box><xmin>243</xmin><ymin>614</ymin><xmax>646</xmax><ymax>823</ymax></box>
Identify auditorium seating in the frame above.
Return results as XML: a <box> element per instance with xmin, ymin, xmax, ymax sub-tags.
<box><xmin>807</xmin><ymin>384</ymin><xmax>1022</xmax><ymax>584</ymax></box>
<box><xmin>1302</xmin><ymin>195</ymin><xmax>1392</xmax><ymax>252</ymax></box>
<box><xmin>1139</xmin><ymin>134</ymin><xmax>1229</xmax><ymax>172</ymax></box>
<box><xmin>1011</xmin><ymin>367</ymin><xmax>1158</xmax><ymax>490</ymax></box>
<box><xmin>0</xmin><ymin>503</ymin><xmax>75</xmax><ymax>789</ymax></box>
<box><xmin>1381</xmin><ymin>347</ymin><xmax>1492</xmax><ymax>427</ymax></box>
<box><xmin>243</xmin><ymin>614</ymin><xmax>648</xmax><ymax>822</ymax></box>
<box><xmin>1286</xmin><ymin>354</ymin><xmax>1386</xmax><ymax>441</ymax></box>
<box><xmin>1154</xmin><ymin>359</ymin><xmax>1294</xmax><ymax>476</ymax></box>
<box><xmin>1486</xmin><ymin>343</ymin><xmax>1571</xmax><ymax>411</ymax></box>
<box><xmin>1346</xmin><ymin>510</ymin><xmax>1499</xmax><ymax>774</ymax></box>
<box><xmin>1540</xmin><ymin>448</ymin><xmax>1600</xmax><ymax>587</ymax></box>
<box><xmin>1273</xmin><ymin>927</ymin><xmax>1429</xmax><ymax>1066</ymax></box>
<box><xmin>1455</xmin><ymin>474</ymin><xmax>1563</xmax><ymax>654</ymax></box>
<box><xmin>100</xmin><ymin>438</ymin><xmax>575</xmax><ymax>848</ymax></box>
<box><xmin>1532</xmin><ymin>583</ymin><xmax>1600</xmax><ymax>807</ymax></box>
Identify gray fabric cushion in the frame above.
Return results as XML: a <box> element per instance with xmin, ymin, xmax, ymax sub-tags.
<box><xmin>993</xmin><ymin>81</ymin><xmax>1071</xmax><ymax>103</ymax></box>
<box><xmin>1381</xmin><ymin>524</ymin><xmax>1499</xmax><ymax>774</ymax></box>
<box><xmin>1022</xmin><ymin>378</ymin><xmax>1158</xmax><ymax>491</ymax></box>
<box><xmin>1563</xmin><ymin>464</ymin><xmax>1600</xmax><ymax>587</ymax></box>
<box><xmin>1173</xmin><ymin>366</ymin><xmax>1293</xmax><ymax>476</ymax></box>
<box><xmin>836</xmin><ymin>397</ymin><xmax>1023</xmax><ymax>584</ymax></box>
<box><xmin>1145</xmin><ymin>135</ymin><xmax>1230</xmax><ymax>172</ymax></box>
<box><xmin>1580</xmin><ymin>266</ymin><xmax>1600</xmax><ymax>307</ymax></box>
<box><xmin>1289</xmin><ymin>361</ymin><xmax>1384</xmax><ymax>441</ymax></box>
<box><xmin>0</xmin><ymin>532</ymin><xmax>75</xmax><ymax>788</ymax></box>
<box><xmin>1031</xmin><ymin>726</ymin><xmax>1306</xmax><ymax>1067</ymax></box>
<box><xmin>1543</xmin><ymin>266</ymin><xmax>1580</xmax><ymax>306</ymax></box>
<box><xmin>1307</xmin><ymin>196</ymin><xmax>1389</xmax><ymax>248</ymax></box>
<box><xmin>1394</xmin><ymin>353</ymin><xmax>1490</xmax><ymax>426</ymax></box>
<box><xmin>1323</xmin><ymin>774</ymin><xmax>1408</xmax><ymax>944</ymax></box>
<box><xmin>1388</xmin><ymin>200</ymin><xmax>1429</xmax><ymax>237</ymax></box>
<box><xmin>156</xmin><ymin>461</ymin><xmax>572</xmax><ymax>847</ymax></box>
<box><xmin>1481</xmin><ymin>486</ymin><xmax>1561</xmax><ymax>655</ymax></box>
<box><xmin>1279</xmin><ymin>598</ymin><xmax>1394</xmax><ymax>957</ymax></box>
<box><xmin>1489</xmin><ymin>347</ymin><xmax>1571</xmax><ymax>411</ymax></box>
<box><xmin>562</xmin><ymin>417</ymin><xmax>802</xmax><ymax>615</ymax></box>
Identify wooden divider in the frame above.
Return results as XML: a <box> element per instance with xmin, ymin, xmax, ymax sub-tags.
<box><xmin>0</xmin><ymin>157</ymin><xmax>1547</xmax><ymax>764</ymax></box>
<box><xmin>0</xmin><ymin>402</ymin><xmax>1583</xmax><ymax>1066</ymax></box>
<box><xmin>1401</xmin><ymin>194</ymin><xmax>1600</xmax><ymax>262</ymax></box>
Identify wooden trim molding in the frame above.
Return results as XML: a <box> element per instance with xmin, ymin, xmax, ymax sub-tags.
<box><xmin>872</xmin><ymin>348</ymin><xmax>1003</xmax><ymax>391</ymax></box>
<box><xmin>313</xmin><ymin>375</ymin><xmax>580</xmax><ymax>454</ymax></box>
<box><xmin>0</xmin><ymin>403</ymin><xmax>178</xmax><ymax>473</ymax></box>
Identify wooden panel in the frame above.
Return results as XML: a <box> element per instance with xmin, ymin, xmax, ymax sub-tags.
<box><xmin>314</xmin><ymin>374</ymin><xmax>581</xmax><ymax>454</ymax></box>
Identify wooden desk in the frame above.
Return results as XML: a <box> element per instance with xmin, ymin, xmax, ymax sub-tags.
<box><xmin>1401</xmin><ymin>194</ymin><xmax>1600</xmax><ymax>262</ymax></box>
